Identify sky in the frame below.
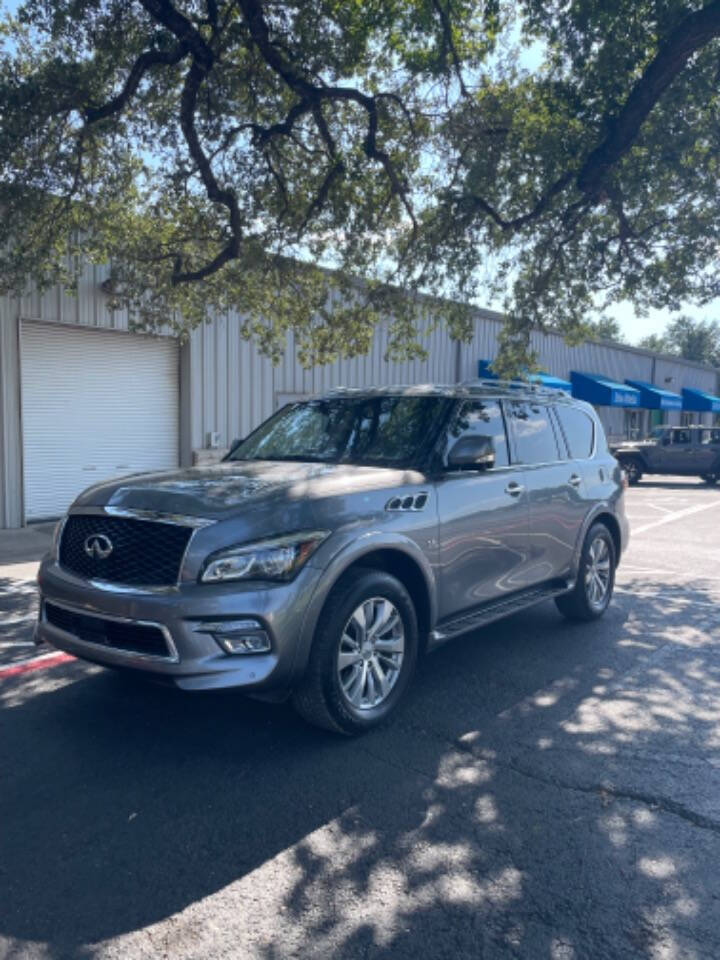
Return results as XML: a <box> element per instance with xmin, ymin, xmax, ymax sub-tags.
<box><xmin>608</xmin><ymin>300</ymin><xmax>720</xmax><ymax>343</ymax></box>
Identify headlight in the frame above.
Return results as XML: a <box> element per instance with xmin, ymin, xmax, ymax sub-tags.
<box><xmin>200</xmin><ymin>531</ymin><xmax>329</xmax><ymax>584</ymax></box>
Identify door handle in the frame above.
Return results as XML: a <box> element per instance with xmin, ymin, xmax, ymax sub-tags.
<box><xmin>505</xmin><ymin>481</ymin><xmax>525</xmax><ymax>496</ymax></box>
<box><xmin>568</xmin><ymin>474</ymin><xmax>582</xmax><ymax>487</ymax></box>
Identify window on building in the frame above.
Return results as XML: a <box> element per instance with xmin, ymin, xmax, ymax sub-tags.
<box><xmin>506</xmin><ymin>402</ymin><xmax>561</xmax><ymax>464</ymax></box>
<box><xmin>624</xmin><ymin>409</ymin><xmax>646</xmax><ymax>440</ymax></box>
<box><xmin>554</xmin><ymin>405</ymin><xmax>595</xmax><ymax>459</ymax></box>
<box><xmin>442</xmin><ymin>399</ymin><xmax>509</xmax><ymax>468</ymax></box>
<box><xmin>649</xmin><ymin>409</ymin><xmax>665</xmax><ymax>432</ymax></box>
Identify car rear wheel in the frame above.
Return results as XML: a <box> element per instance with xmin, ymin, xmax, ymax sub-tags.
<box><xmin>556</xmin><ymin>523</ymin><xmax>616</xmax><ymax>622</ymax></box>
<box><xmin>621</xmin><ymin>457</ymin><xmax>642</xmax><ymax>485</ymax></box>
<box><xmin>292</xmin><ymin>569</ymin><xmax>419</xmax><ymax>735</ymax></box>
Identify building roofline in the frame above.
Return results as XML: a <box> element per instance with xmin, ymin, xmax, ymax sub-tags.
<box><xmin>587</xmin><ymin>335</ymin><xmax>719</xmax><ymax>374</ymax></box>
<box><xmin>358</xmin><ymin>273</ymin><xmax>719</xmax><ymax>376</ymax></box>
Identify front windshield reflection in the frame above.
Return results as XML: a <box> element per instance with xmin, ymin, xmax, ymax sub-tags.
<box><xmin>229</xmin><ymin>396</ymin><xmax>449</xmax><ymax>467</ymax></box>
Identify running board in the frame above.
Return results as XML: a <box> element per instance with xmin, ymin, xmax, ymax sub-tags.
<box><xmin>430</xmin><ymin>580</ymin><xmax>570</xmax><ymax>644</ymax></box>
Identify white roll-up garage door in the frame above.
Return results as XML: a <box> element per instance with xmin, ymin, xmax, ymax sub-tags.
<box><xmin>21</xmin><ymin>323</ymin><xmax>179</xmax><ymax>520</ymax></box>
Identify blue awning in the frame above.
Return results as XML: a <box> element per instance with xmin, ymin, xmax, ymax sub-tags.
<box><xmin>625</xmin><ymin>380</ymin><xmax>682</xmax><ymax>411</ymax></box>
<box><xmin>570</xmin><ymin>371</ymin><xmax>641</xmax><ymax>407</ymax></box>
<box><xmin>682</xmin><ymin>387</ymin><xmax>720</xmax><ymax>413</ymax></box>
<box><xmin>529</xmin><ymin>373</ymin><xmax>572</xmax><ymax>391</ymax></box>
<box><xmin>477</xmin><ymin>359</ymin><xmax>498</xmax><ymax>379</ymax></box>
<box><xmin>477</xmin><ymin>360</ymin><xmax>571</xmax><ymax>392</ymax></box>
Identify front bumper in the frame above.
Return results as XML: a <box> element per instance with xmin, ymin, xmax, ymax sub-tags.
<box><xmin>35</xmin><ymin>557</ymin><xmax>319</xmax><ymax>692</ymax></box>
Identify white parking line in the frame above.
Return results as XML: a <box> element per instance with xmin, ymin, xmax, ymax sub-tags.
<box><xmin>632</xmin><ymin>499</ymin><xmax>720</xmax><ymax>535</ymax></box>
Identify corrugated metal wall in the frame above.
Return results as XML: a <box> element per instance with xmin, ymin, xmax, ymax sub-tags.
<box><xmin>0</xmin><ymin>272</ymin><xmax>167</xmax><ymax>528</ymax></box>
<box><xmin>7</xmin><ymin>263</ymin><xmax>130</xmax><ymax>331</ymax></box>
<box><xmin>186</xmin><ymin>310</ymin><xmax>460</xmax><ymax>450</ymax></box>
<box><xmin>1</xmin><ymin>275</ymin><xmax>718</xmax><ymax>527</ymax></box>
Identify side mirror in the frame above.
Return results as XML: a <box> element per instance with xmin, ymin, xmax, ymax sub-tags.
<box><xmin>227</xmin><ymin>437</ymin><xmax>244</xmax><ymax>456</ymax></box>
<box><xmin>662</xmin><ymin>436</ymin><xmax>671</xmax><ymax>446</ymax></box>
<box><xmin>447</xmin><ymin>435</ymin><xmax>496</xmax><ymax>471</ymax></box>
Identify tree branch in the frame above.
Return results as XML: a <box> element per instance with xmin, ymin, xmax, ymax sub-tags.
<box><xmin>84</xmin><ymin>45</ymin><xmax>188</xmax><ymax>124</ymax></box>
<box><xmin>577</xmin><ymin>0</ymin><xmax>720</xmax><ymax>194</ymax></box>
<box><xmin>139</xmin><ymin>0</ymin><xmax>215</xmax><ymax>68</ymax></box>
<box><xmin>174</xmin><ymin>60</ymin><xmax>242</xmax><ymax>283</ymax></box>
<box><xmin>430</xmin><ymin>0</ymin><xmax>469</xmax><ymax>97</ymax></box>
<box><xmin>463</xmin><ymin>1</ymin><xmax>720</xmax><ymax>239</ymax></box>
<box><xmin>236</xmin><ymin>0</ymin><xmax>417</xmax><ymax>230</ymax></box>
<box><xmin>467</xmin><ymin>171</ymin><xmax>574</xmax><ymax>231</ymax></box>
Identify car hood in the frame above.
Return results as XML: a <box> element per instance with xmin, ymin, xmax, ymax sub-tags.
<box><xmin>72</xmin><ymin>460</ymin><xmax>424</xmax><ymax>521</ymax></box>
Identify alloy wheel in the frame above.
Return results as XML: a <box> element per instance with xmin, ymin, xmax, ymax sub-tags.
<box><xmin>337</xmin><ymin>597</ymin><xmax>405</xmax><ymax>710</ymax></box>
<box><xmin>585</xmin><ymin>536</ymin><xmax>611</xmax><ymax>609</ymax></box>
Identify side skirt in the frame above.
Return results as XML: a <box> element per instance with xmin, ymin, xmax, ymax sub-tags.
<box><xmin>429</xmin><ymin>579</ymin><xmax>571</xmax><ymax>649</ymax></box>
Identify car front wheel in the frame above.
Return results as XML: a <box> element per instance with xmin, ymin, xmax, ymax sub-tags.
<box><xmin>292</xmin><ymin>569</ymin><xmax>419</xmax><ymax>734</ymax></box>
<box><xmin>556</xmin><ymin>523</ymin><xmax>616</xmax><ymax>622</ymax></box>
<box><xmin>621</xmin><ymin>458</ymin><xmax>642</xmax><ymax>485</ymax></box>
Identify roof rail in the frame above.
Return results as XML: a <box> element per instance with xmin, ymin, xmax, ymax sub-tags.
<box><xmin>461</xmin><ymin>377</ymin><xmax>571</xmax><ymax>400</ymax></box>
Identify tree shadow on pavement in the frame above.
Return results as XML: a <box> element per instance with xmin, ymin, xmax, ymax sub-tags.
<box><xmin>0</xmin><ymin>576</ymin><xmax>39</xmax><ymax>648</ymax></box>
<box><xmin>1</xmin><ymin>576</ymin><xmax>719</xmax><ymax>959</ymax></box>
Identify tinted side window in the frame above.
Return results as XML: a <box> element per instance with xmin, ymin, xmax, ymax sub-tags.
<box><xmin>443</xmin><ymin>400</ymin><xmax>509</xmax><ymax>468</ymax></box>
<box><xmin>673</xmin><ymin>429</ymin><xmax>690</xmax><ymax>445</ymax></box>
<box><xmin>507</xmin><ymin>402</ymin><xmax>561</xmax><ymax>465</ymax></box>
<box><xmin>554</xmin><ymin>405</ymin><xmax>595</xmax><ymax>458</ymax></box>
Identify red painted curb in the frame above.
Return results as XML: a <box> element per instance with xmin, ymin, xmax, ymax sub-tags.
<box><xmin>0</xmin><ymin>651</ymin><xmax>75</xmax><ymax>679</ymax></box>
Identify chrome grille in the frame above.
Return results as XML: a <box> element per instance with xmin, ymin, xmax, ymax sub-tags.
<box><xmin>59</xmin><ymin>515</ymin><xmax>193</xmax><ymax>587</ymax></box>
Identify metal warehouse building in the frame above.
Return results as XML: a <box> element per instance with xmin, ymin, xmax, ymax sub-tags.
<box><xmin>1</xmin><ymin>269</ymin><xmax>718</xmax><ymax>529</ymax></box>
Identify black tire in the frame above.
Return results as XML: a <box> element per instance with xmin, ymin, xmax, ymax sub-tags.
<box><xmin>555</xmin><ymin>523</ymin><xmax>616</xmax><ymax>622</ymax></box>
<box><xmin>700</xmin><ymin>473</ymin><xmax>719</xmax><ymax>485</ymax></box>
<box><xmin>620</xmin><ymin>457</ymin><xmax>642</xmax><ymax>485</ymax></box>
<box><xmin>292</xmin><ymin>569</ymin><xmax>419</xmax><ymax>735</ymax></box>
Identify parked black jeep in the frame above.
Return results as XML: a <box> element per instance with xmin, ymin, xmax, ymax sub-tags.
<box><xmin>611</xmin><ymin>425</ymin><xmax>720</xmax><ymax>485</ymax></box>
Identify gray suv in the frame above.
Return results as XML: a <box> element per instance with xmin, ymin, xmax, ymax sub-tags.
<box><xmin>36</xmin><ymin>383</ymin><xmax>629</xmax><ymax>734</ymax></box>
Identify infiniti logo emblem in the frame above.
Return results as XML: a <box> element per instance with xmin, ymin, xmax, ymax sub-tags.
<box><xmin>83</xmin><ymin>533</ymin><xmax>114</xmax><ymax>560</ymax></box>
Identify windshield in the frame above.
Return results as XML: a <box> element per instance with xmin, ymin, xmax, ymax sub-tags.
<box><xmin>229</xmin><ymin>395</ymin><xmax>450</xmax><ymax>467</ymax></box>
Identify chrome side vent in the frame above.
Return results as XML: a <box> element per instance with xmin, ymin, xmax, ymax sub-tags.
<box><xmin>386</xmin><ymin>492</ymin><xmax>429</xmax><ymax>512</ymax></box>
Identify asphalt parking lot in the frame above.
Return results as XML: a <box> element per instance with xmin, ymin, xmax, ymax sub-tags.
<box><xmin>2</xmin><ymin>478</ymin><xmax>720</xmax><ymax>960</ymax></box>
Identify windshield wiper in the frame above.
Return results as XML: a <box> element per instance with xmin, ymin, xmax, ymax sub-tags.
<box><xmin>234</xmin><ymin>454</ymin><xmax>336</xmax><ymax>464</ymax></box>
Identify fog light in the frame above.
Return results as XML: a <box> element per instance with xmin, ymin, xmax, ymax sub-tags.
<box><xmin>217</xmin><ymin>632</ymin><xmax>271</xmax><ymax>655</ymax></box>
<box><xmin>196</xmin><ymin>619</ymin><xmax>271</xmax><ymax>655</ymax></box>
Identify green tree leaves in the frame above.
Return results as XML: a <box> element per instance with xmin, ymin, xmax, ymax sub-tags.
<box><xmin>639</xmin><ymin>316</ymin><xmax>720</xmax><ymax>366</ymax></box>
<box><xmin>2</xmin><ymin>1</ymin><xmax>720</xmax><ymax>372</ymax></box>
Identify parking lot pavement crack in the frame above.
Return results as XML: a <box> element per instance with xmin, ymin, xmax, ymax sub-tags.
<box><xmin>356</xmin><ymin>741</ymin><xmax>438</xmax><ymax>784</ymax></box>
<box><xmin>500</xmin><ymin>758</ymin><xmax>720</xmax><ymax>837</ymax></box>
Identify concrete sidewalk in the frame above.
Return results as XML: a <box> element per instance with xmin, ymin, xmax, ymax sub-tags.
<box><xmin>0</xmin><ymin>523</ymin><xmax>54</xmax><ymax>566</ymax></box>
<box><xmin>0</xmin><ymin>525</ymin><xmax>52</xmax><ymax>660</ymax></box>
